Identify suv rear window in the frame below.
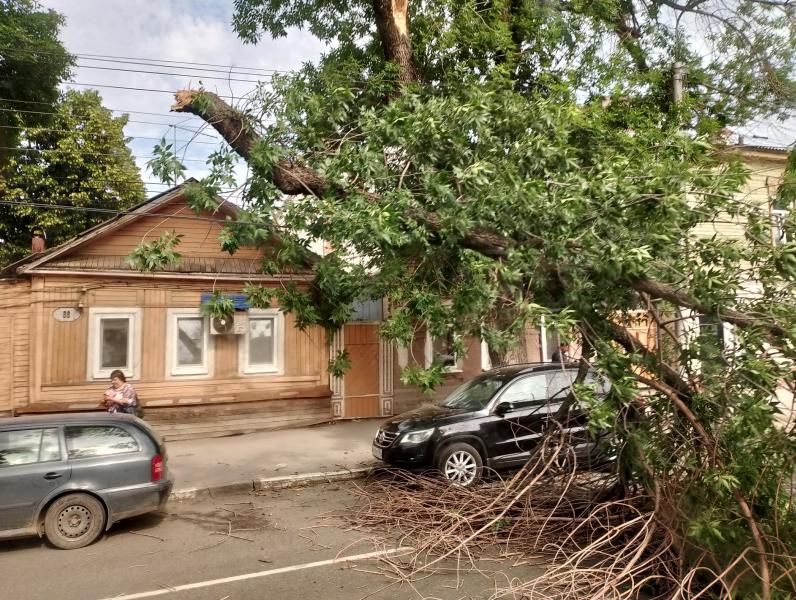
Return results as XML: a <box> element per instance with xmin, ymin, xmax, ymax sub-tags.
<box><xmin>65</xmin><ymin>426</ymin><xmax>139</xmax><ymax>459</ymax></box>
<box><xmin>0</xmin><ymin>428</ymin><xmax>61</xmax><ymax>467</ymax></box>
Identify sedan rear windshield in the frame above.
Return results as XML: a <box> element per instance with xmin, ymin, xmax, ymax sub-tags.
<box><xmin>438</xmin><ymin>374</ymin><xmax>511</xmax><ymax>411</ymax></box>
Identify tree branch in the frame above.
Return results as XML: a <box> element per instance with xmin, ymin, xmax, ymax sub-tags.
<box><xmin>631</xmin><ymin>277</ymin><xmax>787</xmax><ymax>337</ymax></box>
<box><xmin>173</xmin><ymin>90</ymin><xmax>331</xmax><ymax>197</ymax></box>
<box><xmin>173</xmin><ymin>89</ymin><xmax>790</xmax><ymax>344</ymax></box>
<box><xmin>613</xmin><ymin>2</ymin><xmax>649</xmax><ymax>72</ymax></box>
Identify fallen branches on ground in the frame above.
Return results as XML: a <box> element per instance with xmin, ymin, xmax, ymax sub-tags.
<box><xmin>348</xmin><ymin>439</ymin><xmax>795</xmax><ymax>600</ymax></box>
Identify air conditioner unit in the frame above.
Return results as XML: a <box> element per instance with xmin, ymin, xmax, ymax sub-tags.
<box><xmin>210</xmin><ymin>315</ymin><xmax>235</xmax><ymax>335</ymax></box>
<box><xmin>210</xmin><ymin>313</ymin><xmax>248</xmax><ymax>335</ymax></box>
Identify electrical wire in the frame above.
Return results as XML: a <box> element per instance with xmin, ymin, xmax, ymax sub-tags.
<box><xmin>1</xmin><ymin>173</ymin><xmax>238</xmax><ymax>191</ymax></box>
<box><xmin>68</xmin><ymin>64</ymin><xmax>274</xmax><ymax>84</ymax></box>
<box><xmin>0</xmin><ymin>96</ymin><xmax>224</xmax><ymax>121</ymax></box>
<box><xmin>58</xmin><ymin>81</ymin><xmax>250</xmax><ymax>97</ymax></box>
<box><xmin>0</xmin><ymin>199</ymin><xmax>241</xmax><ymax>223</ymax></box>
<box><xmin>0</xmin><ymin>146</ymin><xmax>212</xmax><ymax>163</ymax></box>
<box><xmin>0</xmin><ymin>107</ymin><xmax>226</xmax><ymax>138</ymax></box>
<box><xmin>0</xmin><ymin>123</ymin><xmax>221</xmax><ymax>146</ymax></box>
<box><xmin>0</xmin><ymin>45</ymin><xmax>292</xmax><ymax>75</ymax></box>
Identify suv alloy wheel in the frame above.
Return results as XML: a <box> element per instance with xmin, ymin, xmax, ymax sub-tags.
<box><xmin>436</xmin><ymin>442</ymin><xmax>483</xmax><ymax>487</ymax></box>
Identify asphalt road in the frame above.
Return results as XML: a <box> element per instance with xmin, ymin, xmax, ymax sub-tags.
<box><xmin>1</xmin><ymin>481</ymin><xmax>543</xmax><ymax>600</ymax></box>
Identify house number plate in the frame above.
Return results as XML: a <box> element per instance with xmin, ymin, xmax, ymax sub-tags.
<box><xmin>53</xmin><ymin>308</ymin><xmax>81</xmax><ymax>322</ymax></box>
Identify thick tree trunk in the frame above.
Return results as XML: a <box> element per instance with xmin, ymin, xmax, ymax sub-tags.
<box><xmin>372</xmin><ymin>0</ymin><xmax>420</xmax><ymax>84</ymax></box>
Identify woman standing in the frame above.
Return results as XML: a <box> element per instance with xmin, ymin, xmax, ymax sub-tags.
<box><xmin>102</xmin><ymin>370</ymin><xmax>140</xmax><ymax>415</ymax></box>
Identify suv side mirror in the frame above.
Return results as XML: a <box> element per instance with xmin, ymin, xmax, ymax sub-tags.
<box><xmin>495</xmin><ymin>401</ymin><xmax>514</xmax><ymax>416</ymax></box>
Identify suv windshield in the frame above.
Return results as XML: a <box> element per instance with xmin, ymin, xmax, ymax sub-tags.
<box><xmin>438</xmin><ymin>374</ymin><xmax>509</xmax><ymax>411</ymax></box>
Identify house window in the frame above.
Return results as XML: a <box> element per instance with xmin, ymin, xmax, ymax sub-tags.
<box><xmin>167</xmin><ymin>309</ymin><xmax>211</xmax><ymax>377</ymax></box>
<box><xmin>772</xmin><ymin>209</ymin><xmax>788</xmax><ymax>245</ymax></box>
<box><xmin>240</xmin><ymin>309</ymin><xmax>283</xmax><ymax>374</ymax></box>
<box><xmin>425</xmin><ymin>331</ymin><xmax>463</xmax><ymax>373</ymax></box>
<box><xmin>88</xmin><ymin>308</ymin><xmax>141</xmax><ymax>380</ymax></box>
<box><xmin>349</xmin><ymin>298</ymin><xmax>383</xmax><ymax>322</ymax></box>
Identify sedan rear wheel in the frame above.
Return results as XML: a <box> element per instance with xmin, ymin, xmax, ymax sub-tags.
<box><xmin>44</xmin><ymin>493</ymin><xmax>106</xmax><ymax>549</ymax></box>
<box><xmin>437</xmin><ymin>442</ymin><xmax>483</xmax><ymax>487</ymax></box>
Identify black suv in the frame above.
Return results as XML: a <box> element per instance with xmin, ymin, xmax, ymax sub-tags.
<box><xmin>372</xmin><ymin>363</ymin><xmax>609</xmax><ymax>486</ymax></box>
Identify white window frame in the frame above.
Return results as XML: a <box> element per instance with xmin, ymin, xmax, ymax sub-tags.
<box><xmin>480</xmin><ymin>339</ymin><xmax>492</xmax><ymax>371</ymax></box>
<box><xmin>239</xmin><ymin>309</ymin><xmax>284</xmax><ymax>375</ymax></box>
<box><xmin>87</xmin><ymin>308</ymin><xmax>142</xmax><ymax>381</ymax></box>
<box><xmin>166</xmin><ymin>309</ymin><xmax>212</xmax><ymax>378</ymax></box>
<box><xmin>772</xmin><ymin>208</ymin><xmax>788</xmax><ymax>245</ymax></box>
<box><xmin>424</xmin><ymin>330</ymin><xmax>463</xmax><ymax>373</ymax></box>
<box><xmin>540</xmin><ymin>316</ymin><xmax>558</xmax><ymax>362</ymax></box>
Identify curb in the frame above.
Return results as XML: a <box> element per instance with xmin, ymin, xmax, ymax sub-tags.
<box><xmin>170</xmin><ymin>465</ymin><xmax>376</xmax><ymax>501</ymax></box>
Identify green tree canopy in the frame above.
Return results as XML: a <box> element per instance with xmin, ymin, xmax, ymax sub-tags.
<box><xmin>149</xmin><ymin>1</ymin><xmax>796</xmax><ymax>596</ymax></box>
<box><xmin>0</xmin><ymin>89</ymin><xmax>146</xmax><ymax>266</ymax></box>
<box><xmin>0</xmin><ymin>0</ymin><xmax>73</xmax><ymax>165</ymax></box>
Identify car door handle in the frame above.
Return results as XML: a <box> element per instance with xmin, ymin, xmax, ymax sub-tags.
<box><xmin>43</xmin><ymin>472</ymin><xmax>63</xmax><ymax>480</ymax></box>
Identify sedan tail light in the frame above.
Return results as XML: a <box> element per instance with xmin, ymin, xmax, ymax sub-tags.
<box><xmin>151</xmin><ymin>454</ymin><xmax>165</xmax><ymax>482</ymax></box>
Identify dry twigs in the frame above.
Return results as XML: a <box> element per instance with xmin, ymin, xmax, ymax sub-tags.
<box><xmin>348</xmin><ymin>437</ymin><xmax>795</xmax><ymax>600</ymax></box>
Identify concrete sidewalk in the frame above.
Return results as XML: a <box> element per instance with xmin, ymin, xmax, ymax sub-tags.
<box><xmin>166</xmin><ymin>419</ymin><xmax>382</xmax><ymax>499</ymax></box>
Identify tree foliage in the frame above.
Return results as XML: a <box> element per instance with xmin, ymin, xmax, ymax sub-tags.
<box><xmin>151</xmin><ymin>1</ymin><xmax>796</xmax><ymax>595</ymax></box>
<box><xmin>0</xmin><ymin>0</ymin><xmax>73</xmax><ymax>165</ymax></box>
<box><xmin>0</xmin><ymin>90</ymin><xmax>146</xmax><ymax>266</ymax></box>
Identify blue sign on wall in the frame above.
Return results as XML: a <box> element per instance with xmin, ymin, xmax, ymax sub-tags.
<box><xmin>200</xmin><ymin>293</ymin><xmax>250</xmax><ymax>310</ymax></box>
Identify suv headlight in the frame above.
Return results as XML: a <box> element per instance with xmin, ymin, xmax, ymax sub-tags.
<box><xmin>400</xmin><ymin>428</ymin><xmax>434</xmax><ymax>445</ymax></box>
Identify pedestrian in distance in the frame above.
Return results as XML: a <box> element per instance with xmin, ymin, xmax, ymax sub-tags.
<box><xmin>101</xmin><ymin>370</ymin><xmax>141</xmax><ymax>416</ymax></box>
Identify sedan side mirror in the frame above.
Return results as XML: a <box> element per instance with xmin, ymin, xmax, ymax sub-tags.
<box><xmin>495</xmin><ymin>401</ymin><xmax>515</xmax><ymax>417</ymax></box>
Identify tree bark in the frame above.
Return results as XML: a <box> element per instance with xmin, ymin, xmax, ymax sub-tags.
<box><xmin>372</xmin><ymin>0</ymin><xmax>420</xmax><ymax>84</ymax></box>
<box><xmin>172</xmin><ymin>90</ymin><xmax>330</xmax><ymax>197</ymax></box>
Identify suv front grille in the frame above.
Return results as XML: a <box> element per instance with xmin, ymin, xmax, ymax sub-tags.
<box><xmin>374</xmin><ymin>429</ymin><xmax>398</xmax><ymax>448</ymax></box>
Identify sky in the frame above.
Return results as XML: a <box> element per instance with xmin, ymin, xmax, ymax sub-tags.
<box><xmin>40</xmin><ymin>0</ymin><xmax>327</xmax><ymax>196</ymax></box>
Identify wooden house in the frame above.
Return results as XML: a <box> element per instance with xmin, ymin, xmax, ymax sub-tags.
<box><xmin>0</xmin><ymin>183</ymin><xmax>334</xmax><ymax>438</ymax></box>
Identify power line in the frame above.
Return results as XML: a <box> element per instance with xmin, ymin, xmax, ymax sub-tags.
<box><xmin>0</xmin><ymin>45</ymin><xmax>292</xmax><ymax>75</ymax></box>
<box><xmin>2</xmin><ymin>174</ymin><xmax>239</xmax><ymax>190</ymax></box>
<box><xmin>0</xmin><ymin>146</ymin><xmax>213</xmax><ymax>163</ymax></box>
<box><xmin>2</xmin><ymin>79</ymin><xmax>262</xmax><ymax>98</ymax></box>
<box><xmin>72</xmin><ymin>64</ymin><xmax>273</xmax><ymax>84</ymax></box>
<box><xmin>0</xmin><ymin>50</ymin><xmax>278</xmax><ymax>84</ymax></box>
<box><xmin>0</xmin><ymin>96</ymin><xmax>220</xmax><ymax>120</ymax></box>
<box><xmin>76</xmin><ymin>55</ymin><xmax>286</xmax><ymax>75</ymax></box>
<box><xmin>60</xmin><ymin>81</ymin><xmax>250</xmax><ymax>97</ymax></box>
<box><xmin>0</xmin><ymin>123</ymin><xmax>221</xmax><ymax>146</ymax></box>
<box><xmin>0</xmin><ymin>199</ymin><xmax>243</xmax><ymax>224</ymax></box>
<box><xmin>0</xmin><ymin>106</ymin><xmax>225</xmax><ymax>138</ymax></box>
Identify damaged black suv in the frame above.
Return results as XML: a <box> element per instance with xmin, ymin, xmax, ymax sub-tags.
<box><xmin>372</xmin><ymin>363</ymin><xmax>610</xmax><ymax>486</ymax></box>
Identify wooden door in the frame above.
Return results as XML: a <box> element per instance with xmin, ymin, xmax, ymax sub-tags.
<box><xmin>342</xmin><ymin>323</ymin><xmax>381</xmax><ymax>418</ymax></box>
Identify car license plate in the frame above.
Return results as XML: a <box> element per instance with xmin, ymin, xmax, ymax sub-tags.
<box><xmin>372</xmin><ymin>446</ymin><xmax>383</xmax><ymax>460</ymax></box>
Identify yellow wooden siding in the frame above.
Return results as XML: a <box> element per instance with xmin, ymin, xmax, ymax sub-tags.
<box><xmin>15</xmin><ymin>276</ymin><xmax>327</xmax><ymax>409</ymax></box>
<box><xmin>692</xmin><ymin>156</ymin><xmax>784</xmax><ymax>241</ymax></box>
<box><xmin>76</xmin><ymin>198</ymin><xmax>262</xmax><ymax>259</ymax></box>
<box><xmin>0</xmin><ymin>314</ymin><xmax>11</xmax><ymax>412</ymax></box>
<box><xmin>0</xmin><ymin>280</ymin><xmax>31</xmax><ymax>412</ymax></box>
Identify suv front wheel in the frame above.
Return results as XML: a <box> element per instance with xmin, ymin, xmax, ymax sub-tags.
<box><xmin>436</xmin><ymin>442</ymin><xmax>483</xmax><ymax>487</ymax></box>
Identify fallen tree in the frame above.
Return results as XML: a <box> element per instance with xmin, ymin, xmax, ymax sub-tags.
<box><xmin>144</xmin><ymin>1</ymin><xmax>796</xmax><ymax>596</ymax></box>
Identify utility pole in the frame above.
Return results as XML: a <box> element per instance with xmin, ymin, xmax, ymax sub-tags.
<box><xmin>672</xmin><ymin>62</ymin><xmax>684</xmax><ymax>104</ymax></box>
